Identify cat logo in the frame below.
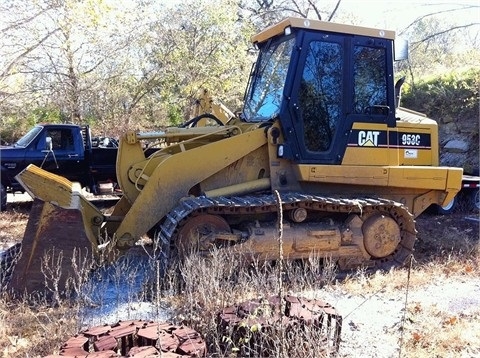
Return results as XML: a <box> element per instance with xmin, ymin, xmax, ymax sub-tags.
<box><xmin>358</xmin><ymin>131</ymin><xmax>380</xmax><ymax>146</ymax></box>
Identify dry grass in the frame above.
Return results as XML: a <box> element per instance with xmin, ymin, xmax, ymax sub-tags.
<box><xmin>0</xmin><ymin>203</ymin><xmax>478</xmax><ymax>357</ymax></box>
<box><xmin>0</xmin><ymin>298</ymin><xmax>80</xmax><ymax>357</ymax></box>
<box><xmin>0</xmin><ymin>203</ymin><xmax>29</xmax><ymax>248</ymax></box>
<box><xmin>167</xmin><ymin>250</ymin><xmax>340</xmax><ymax>357</ymax></box>
<box><xmin>402</xmin><ymin>299</ymin><xmax>480</xmax><ymax>357</ymax></box>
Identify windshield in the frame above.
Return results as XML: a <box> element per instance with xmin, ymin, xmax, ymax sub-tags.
<box><xmin>243</xmin><ymin>36</ymin><xmax>295</xmax><ymax>122</ymax></box>
<box><xmin>15</xmin><ymin>126</ymin><xmax>43</xmax><ymax>147</ymax></box>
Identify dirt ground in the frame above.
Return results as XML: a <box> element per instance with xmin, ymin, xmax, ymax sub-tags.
<box><xmin>330</xmin><ymin>211</ymin><xmax>480</xmax><ymax>357</ymax></box>
<box><xmin>1</xmin><ymin>198</ymin><xmax>479</xmax><ymax>357</ymax></box>
<box><xmin>415</xmin><ymin>211</ymin><xmax>479</xmax><ymax>262</ymax></box>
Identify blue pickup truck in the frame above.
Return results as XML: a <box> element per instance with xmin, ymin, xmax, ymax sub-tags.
<box><xmin>1</xmin><ymin>124</ymin><xmax>119</xmax><ymax>210</ymax></box>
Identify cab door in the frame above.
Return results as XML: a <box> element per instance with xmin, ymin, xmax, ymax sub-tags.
<box><xmin>283</xmin><ymin>32</ymin><xmax>348</xmax><ymax>164</ymax></box>
<box><xmin>281</xmin><ymin>31</ymin><xmax>395</xmax><ymax>164</ymax></box>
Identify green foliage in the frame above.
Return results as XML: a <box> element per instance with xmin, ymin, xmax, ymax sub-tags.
<box><xmin>27</xmin><ymin>107</ymin><xmax>63</xmax><ymax>125</ymax></box>
<box><xmin>139</xmin><ymin>0</ymin><xmax>255</xmax><ymax>123</ymax></box>
<box><xmin>167</xmin><ymin>104</ymin><xmax>184</xmax><ymax>126</ymax></box>
<box><xmin>0</xmin><ymin>117</ymin><xmax>28</xmax><ymax>145</ymax></box>
<box><xmin>0</xmin><ymin>107</ymin><xmax>67</xmax><ymax>144</ymax></box>
<box><xmin>401</xmin><ymin>68</ymin><xmax>480</xmax><ymax>122</ymax></box>
<box><xmin>82</xmin><ymin>113</ymin><xmax>98</xmax><ymax>127</ymax></box>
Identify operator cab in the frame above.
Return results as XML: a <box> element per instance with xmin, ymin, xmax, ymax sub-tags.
<box><xmin>242</xmin><ymin>18</ymin><xmax>402</xmax><ymax>165</ymax></box>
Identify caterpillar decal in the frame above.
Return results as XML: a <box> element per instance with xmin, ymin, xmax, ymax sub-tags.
<box><xmin>348</xmin><ymin>129</ymin><xmax>431</xmax><ymax>149</ymax></box>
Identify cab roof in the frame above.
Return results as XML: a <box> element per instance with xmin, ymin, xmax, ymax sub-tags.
<box><xmin>252</xmin><ymin>17</ymin><xmax>396</xmax><ymax>44</ymax></box>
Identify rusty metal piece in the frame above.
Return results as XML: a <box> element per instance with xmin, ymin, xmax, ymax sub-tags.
<box><xmin>44</xmin><ymin>320</ymin><xmax>206</xmax><ymax>357</ymax></box>
<box><xmin>127</xmin><ymin>346</ymin><xmax>159</xmax><ymax>357</ymax></box>
<box><xmin>217</xmin><ymin>295</ymin><xmax>342</xmax><ymax>356</ymax></box>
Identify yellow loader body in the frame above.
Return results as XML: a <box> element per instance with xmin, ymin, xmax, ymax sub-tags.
<box><xmin>6</xmin><ymin>17</ymin><xmax>463</xmax><ymax>297</ymax></box>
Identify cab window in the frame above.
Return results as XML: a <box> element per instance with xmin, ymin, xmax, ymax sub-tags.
<box><xmin>299</xmin><ymin>41</ymin><xmax>343</xmax><ymax>152</ymax></box>
<box><xmin>353</xmin><ymin>46</ymin><xmax>387</xmax><ymax>114</ymax></box>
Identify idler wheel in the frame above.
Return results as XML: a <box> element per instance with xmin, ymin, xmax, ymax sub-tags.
<box><xmin>176</xmin><ymin>214</ymin><xmax>231</xmax><ymax>256</ymax></box>
<box><xmin>362</xmin><ymin>213</ymin><xmax>401</xmax><ymax>258</ymax></box>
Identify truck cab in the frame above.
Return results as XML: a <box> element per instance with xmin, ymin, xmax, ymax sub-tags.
<box><xmin>1</xmin><ymin>124</ymin><xmax>118</xmax><ymax>210</ymax></box>
<box><xmin>2</xmin><ymin>125</ymin><xmax>85</xmax><ymax>191</ymax></box>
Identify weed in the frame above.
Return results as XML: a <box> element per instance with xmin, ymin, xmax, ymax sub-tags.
<box><xmin>0</xmin><ymin>204</ymin><xmax>479</xmax><ymax>357</ymax></box>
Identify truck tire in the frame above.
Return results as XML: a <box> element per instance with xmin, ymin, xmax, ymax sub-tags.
<box><xmin>469</xmin><ymin>189</ymin><xmax>480</xmax><ymax>212</ymax></box>
<box><xmin>0</xmin><ymin>184</ymin><xmax>6</xmax><ymax>211</ymax></box>
<box><xmin>434</xmin><ymin>196</ymin><xmax>457</xmax><ymax>215</ymax></box>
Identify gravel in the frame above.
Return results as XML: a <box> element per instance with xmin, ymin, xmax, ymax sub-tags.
<box><xmin>301</xmin><ymin>275</ymin><xmax>480</xmax><ymax>357</ymax></box>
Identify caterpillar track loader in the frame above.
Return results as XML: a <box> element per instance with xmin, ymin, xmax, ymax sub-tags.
<box><xmin>6</xmin><ymin>18</ymin><xmax>462</xmax><ymax>297</ymax></box>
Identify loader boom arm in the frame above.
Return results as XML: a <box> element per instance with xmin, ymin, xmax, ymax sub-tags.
<box><xmin>113</xmin><ymin>127</ymin><xmax>268</xmax><ymax>247</ymax></box>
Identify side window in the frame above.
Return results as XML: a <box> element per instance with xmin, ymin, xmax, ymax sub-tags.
<box><xmin>46</xmin><ymin>129</ymin><xmax>74</xmax><ymax>150</ymax></box>
<box><xmin>244</xmin><ymin>37</ymin><xmax>295</xmax><ymax>122</ymax></box>
<box><xmin>353</xmin><ymin>46</ymin><xmax>387</xmax><ymax>114</ymax></box>
<box><xmin>299</xmin><ymin>41</ymin><xmax>343</xmax><ymax>152</ymax></box>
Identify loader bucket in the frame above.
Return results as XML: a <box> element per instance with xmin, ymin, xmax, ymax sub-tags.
<box><xmin>7</xmin><ymin>165</ymin><xmax>105</xmax><ymax>299</ymax></box>
<box><xmin>7</xmin><ymin>199</ymin><xmax>95</xmax><ymax>299</ymax></box>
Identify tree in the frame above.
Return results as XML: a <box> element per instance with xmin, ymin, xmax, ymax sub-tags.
<box><xmin>1</xmin><ymin>0</ymin><xmax>257</xmax><ymax>137</ymax></box>
<box><xmin>396</xmin><ymin>3</ymin><xmax>480</xmax><ymax>89</ymax></box>
<box><xmin>139</xmin><ymin>0</ymin><xmax>255</xmax><ymax>124</ymax></box>
<box><xmin>0</xmin><ymin>0</ymin><xmax>143</xmax><ymax>130</ymax></box>
<box><xmin>0</xmin><ymin>1</ymin><xmax>63</xmax><ymax>139</ymax></box>
<box><xmin>2</xmin><ymin>0</ymin><xmax>356</xmax><ymax>139</ymax></box>
<box><xmin>239</xmin><ymin>0</ymin><xmax>343</xmax><ymax>29</ymax></box>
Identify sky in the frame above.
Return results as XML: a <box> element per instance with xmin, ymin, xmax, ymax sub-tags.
<box><xmin>333</xmin><ymin>0</ymin><xmax>480</xmax><ymax>34</ymax></box>
<box><xmin>159</xmin><ymin>0</ymin><xmax>480</xmax><ymax>38</ymax></box>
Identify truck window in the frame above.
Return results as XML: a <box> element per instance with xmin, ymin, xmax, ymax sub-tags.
<box><xmin>353</xmin><ymin>46</ymin><xmax>387</xmax><ymax>114</ymax></box>
<box><xmin>15</xmin><ymin>126</ymin><xmax>43</xmax><ymax>147</ymax></box>
<box><xmin>299</xmin><ymin>41</ymin><xmax>343</xmax><ymax>152</ymax></box>
<box><xmin>39</xmin><ymin>129</ymin><xmax>75</xmax><ymax>151</ymax></box>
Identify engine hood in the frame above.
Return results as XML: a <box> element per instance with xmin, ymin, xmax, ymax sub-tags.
<box><xmin>0</xmin><ymin>146</ymin><xmax>27</xmax><ymax>160</ymax></box>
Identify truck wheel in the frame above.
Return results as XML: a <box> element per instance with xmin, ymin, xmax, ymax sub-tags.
<box><xmin>434</xmin><ymin>196</ymin><xmax>457</xmax><ymax>215</ymax></box>
<box><xmin>469</xmin><ymin>189</ymin><xmax>480</xmax><ymax>212</ymax></box>
<box><xmin>0</xmin><ymin>184</ymin><xmax>6</xmax><ymax>211</ymax></box>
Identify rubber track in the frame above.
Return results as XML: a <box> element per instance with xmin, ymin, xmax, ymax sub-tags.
<box><xmin>157</xmin><ymin>193</ymin><xmax>416</xmax><ymax>270</ymax></box>
<box><xmin>43</xmin><ymin>320</ymin><xmax>206</xmax><ymax>357</ymax></box>
<box><xmin>1</xmin><ymin>194</ymin><xmax>416</xmax><ymax>291</ymax></box>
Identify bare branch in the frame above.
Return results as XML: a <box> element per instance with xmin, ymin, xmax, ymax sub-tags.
<box><xmin>327</xmin><ymin>0</ymin><xmax>342</xmax><ymax>22</ymax></box>
<box><xmin>308</xmin><ymin>0</ymin><xmax>323</xmax><ymax>20</ymax></box>
<box><xmin>82</xmin><ymin>59</ymin><xmax>105</xmax><ymax>76</ymax></box>
<box><xmin>400</xmin><ymin>4</ymin><xmax>480</xmax><ymax>35</ymax></box>
<box><xmin>1</xmin><ymin>7</ymin><xmax>53</xmax><ymax>33</ymax></box>
<box><xmin>1</xmin><ymin>28</ymin><xmax>60</xmax><ymax>78</ymax></box>
<box><xmin>285</xmin><ymin>0</ymin><xmax>308</xmax><ymax>18</ymax></box>
<box><xmin>411</xmin><ymin>22</ymin><xmax>480</xmax><ymax>46</ymax></box>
